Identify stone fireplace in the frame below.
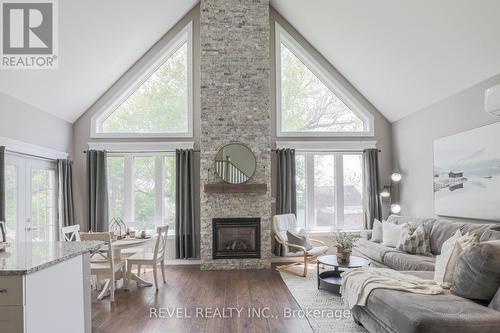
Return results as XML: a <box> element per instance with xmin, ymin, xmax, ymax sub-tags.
<box><xmin>212</xmin><ymin>218</ymin><xmax>261</xmax><ymax>260</ymax></box>
<box><xmin>200</xmin><ymin>0</ymin><xmax>271</xmax><ymax>270</ymax></box>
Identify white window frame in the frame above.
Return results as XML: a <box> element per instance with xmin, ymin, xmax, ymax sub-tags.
<box><xmin>296</xmin><ymin>151</ymin><xmax>364</xmax><ymax>232</ymax></box>
<box><xmin>107</xmin><ymin>152</ymin><xmax>176</xmax><ymax>236</ymax></box>
<box><xmin>275</xmin><ymin>22</ymin><xmax>375</xmax><ymax>138</ymax></box>
<box><xmin>96</xmin><ymin>141</ymin><xmax>187</xmax><ymax>236</ymax></box>
<box><xmin>283</xmin><ymin>141</ymin><xmax>374</xmax><ymax>232</ymax></box>
<box><xmin>91</xmin><ymin>22</ymin><xmax>193</xmax><ymax>139</ymax></box>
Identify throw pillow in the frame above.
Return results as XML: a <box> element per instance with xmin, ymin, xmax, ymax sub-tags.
<box><xmin>451</xmin><ymin>240</ymin><xmax>500</xmax><ymax>301</ymax></box>
<box><xmin>382</xmin><ymin>221</ymin><xmax>403</xmax><ymax>248</ymax></box>
<box><xmin>286</xmin><ymin>229</ymin><xmax>312</xmax><ymax>253</ymax></box>
<box><xmin>397</xmin><ymin>223</ymin><xmax>431</xmax><ymax>255</ymax></box>
<box><xmin>371</xmin><ymin>219</ymin><xmax>383</xmax><ymax>243</ymax></box>
<box><xmin>434</xmin><ymin>230</ymin><xmax>477</xmax><ymax>286</ymax></box>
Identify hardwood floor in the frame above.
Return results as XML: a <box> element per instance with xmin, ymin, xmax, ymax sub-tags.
<box><xmin>92</xmin><ymin>265</ymin><xmax>313</xmax><ymax>333</ymax></box>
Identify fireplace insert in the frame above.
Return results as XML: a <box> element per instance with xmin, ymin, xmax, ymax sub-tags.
<box><xmin>212</xmin><ymin>218</ymin><xmax>261</xmax><ymax>259</ymax></box>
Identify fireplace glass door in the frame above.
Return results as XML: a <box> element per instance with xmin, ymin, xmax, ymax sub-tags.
<box><xmin>212</xmin><ymin>218</ymin><xmax>260</xmax><ymax>259</ymax></box>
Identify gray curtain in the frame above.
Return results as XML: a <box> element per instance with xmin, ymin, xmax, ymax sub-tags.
<box><xmin>0</xmin><ymin>146</ymin><xmax>5</xmax><ymax>242</ymax></box>
<box><xmin>175</xmin><ymin>149</ymin><xmax>196</xmax><ymax>259</ymax></box>
<box><xmin>363</xmin><ymin>149</ymin><xmax>382</xmax><ymax>229</ymax></box>
<box><xmin>275</xmin><ymin>148</ymin><xmax>296</xmax><ymax>256</ymax></box>
<box><xmin>86</xmin><ymin>150</ymin><xmax>108</xmax><ymax>232</ymax></box>
<box><xmin>57</xmin><ymin>159</ymin><xmax>75</xmax><ymax>228</ymax></box>
<box><xmin>276</xmin><ymin>148</ymin><xmax>297</xmax><ymax>215</ymax></box>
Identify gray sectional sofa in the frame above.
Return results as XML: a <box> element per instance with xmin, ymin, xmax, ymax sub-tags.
<box><xmin>352</xmin><ymin>215</ymin><xmax>500</xmax><ymax>333</ymax></box>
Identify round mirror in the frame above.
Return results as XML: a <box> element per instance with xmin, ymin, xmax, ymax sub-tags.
<box><xmin>215</xmin><ymin>143</ymin><xmax>256</xmax><ymax>184</ymax></box>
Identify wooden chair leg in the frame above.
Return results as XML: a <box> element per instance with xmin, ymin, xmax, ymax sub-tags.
<box><xmin>153</xmin><ymin>264</ymin><xmax>159</xmax><ymax>291</ymax></box>
<box><xmin>276</xmin><ymin>262</ymin><xmax>306</xmax><ymax>277</ymax></box>
<box><xmin>303</xmin><ymin>253</ymin><xmax>308</xmax><ymax>277</ymax></box>
<box><xmin>160</xmin><ymin>260</ymin><xmax>166</xmax><ymax>283</ymax></box>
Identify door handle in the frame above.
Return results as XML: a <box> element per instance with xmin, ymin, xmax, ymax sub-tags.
<box><xmin>25</xmin><ymin>227</ymin><xmax>31</xmax><ymax>231</ymax></box>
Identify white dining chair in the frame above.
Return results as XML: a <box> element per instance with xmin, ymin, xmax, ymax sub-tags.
<box><xmin>60</xmin><ymin>225</ymin><xmax>81</xmax><ymax>241</ymax></box>
<box><xmin>80</xmin><ymin>232</ymin><xmax>125</xmax><ymax>302</ymax></box>
<box><xmin>125</xmin><ymin>226</ymin><xmax>169</xmax><ymax>291</ymax></box>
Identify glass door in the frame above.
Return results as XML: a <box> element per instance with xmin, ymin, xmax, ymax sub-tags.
<box><xmin>4</xmin><ymin>154</ymin><xmax>57</xmax><ymax>243</ymax></box>
<box><xmin>29</xmin><ymin>162</ymin><xmax>57</xmax><ymax>242</ymax></box>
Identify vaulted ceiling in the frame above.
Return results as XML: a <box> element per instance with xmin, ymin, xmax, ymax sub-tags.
<box><xmin>1</xmin><ymin>0</ymin><xmax>500</xmax><ymax>123</ymax></box>
<box><xmin>271</xmin><ymin>0</ymin><xmax>500</xmax><ymax>122</ymax></box>
<box><xmin>0</xmin><ymin>0</ymin><xmax>198</xmax><ymax>123</ymax></box>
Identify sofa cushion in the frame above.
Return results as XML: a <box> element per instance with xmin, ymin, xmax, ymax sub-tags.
<box><xmin>383</xmin><ymin>251</ymin><xmax>436</xmax><ymax>271</ymax></box>
<box><xmin>451</xmin><ymin>240</ymin><xmax>500</xmax><ymax>301</ymax></box>
<box><xmin>489</xmin><ymin>287</ymin><xmax>500</xmax><ymax>311</ymax></box>
<box><xmin>361</xmin><ymin>288</ymin><xmax>500</xmax><ymax>333</ymax></box>
<box><xmin>386</xmin><ymin>215</ymin><xmax>435</xmax><ymax>232</ymax></box>
<box><xmin>460</xmin><ymin>223</ymin><xmax>500</xmax><ymax>238</ymax></box>
<box><xmin>354</xmin><ymin>238</ymin><xmax>398</xmax><ymax>264</ymax></box>
<box><xmin>400</xmin><ymin>270</ymin><xmax>434</xmax><ymax>280</ymax></box>
<box><xmin>429</xmin><ymin>220</ymin><xmax>464</xmax><ymax>255</ymax></box>
<box><xmin>371</xmin><ymin>219</ymin><xmax>383</xmax><ymax>243</ymax></box>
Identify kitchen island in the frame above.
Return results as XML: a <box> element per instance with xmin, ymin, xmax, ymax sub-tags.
<box><xmin>0</xmin><ymin>241</ymin><xmax>101</xmax><ymax>333</ymax></box>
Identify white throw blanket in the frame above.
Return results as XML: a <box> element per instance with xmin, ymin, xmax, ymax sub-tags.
<box><xmin>340</xmin><ymin>267</ymin><xmax>443</xmax><ymax>309</ymax></box>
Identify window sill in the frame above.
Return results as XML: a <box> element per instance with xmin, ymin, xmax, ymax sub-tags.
<box><xmin>307</xmin><ymin>230</ymin><xmax>362</xmax><ymax>238</ymax></box>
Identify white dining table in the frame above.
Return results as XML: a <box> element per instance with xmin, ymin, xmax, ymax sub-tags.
<box><xmin>96</xmin><ymin>236</ymin><xmax>156</xmax><ymax>300</ymax></box>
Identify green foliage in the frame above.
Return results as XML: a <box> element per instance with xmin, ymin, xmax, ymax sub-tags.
<box><xmin>107</xmin><ymin>156</ymin><xmax>125</xmax><ymax>220</ymax></box>
<box><xmin>107</xmin><ymin>156</ymin><xmax>176</xmax><ymax>231</ymax></box>
<box><xmin>103</xmin><ymin>43</ymin><xmax>188</xmax><ymax>133</ymax></box>
<box><xmin>334</xmin><ymin>231</ymin><xmax>357</xmax><ymax>249</ymax></box>
<box><xmin>280</xmin><ymin>43</ymin><xmax>364</xmax><ymax>133</ymax></box>
<box><xmin>134</xmin><ymin>157</ymin><xmax>155</xmax><ymax>222</ymax></box>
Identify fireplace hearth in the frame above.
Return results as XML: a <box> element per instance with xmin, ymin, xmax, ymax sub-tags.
<box><xmin>212</xmin><ymin>218</ymin><xmax>261</xmax><ymax>259</ymax></box>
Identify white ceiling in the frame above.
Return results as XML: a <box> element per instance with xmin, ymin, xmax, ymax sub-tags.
<box><xmin>2</xmin><ymin>1</ymin><xmax>500</xmax><ymax>123</ymax></box>
<box><xmin>271</xmin><ymin>0</ymin><xmax>500</xmax><ymax>122</ymax></box>
<box><xmin>0</xmin><ymin>0</ymin><xmax>198</xmax><ymax>123</ymax></box>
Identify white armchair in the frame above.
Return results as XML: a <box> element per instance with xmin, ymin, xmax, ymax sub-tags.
<box><xmin>273</xmin><ymin>214</ymin><xmax>328</xmax><ymax>277</ymax></box>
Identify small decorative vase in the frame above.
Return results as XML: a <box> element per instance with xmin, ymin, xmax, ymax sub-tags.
<box><xmin>336</xmin><ymin>246</ymin><xmax>352</xmax><ymax>264</ymax></box>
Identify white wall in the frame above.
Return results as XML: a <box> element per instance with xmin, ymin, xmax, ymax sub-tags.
<box><xmin>392</xmin><ymin>74</ymin><xmax>500</xmax><ymax>221</ymax></box>
<box><xmin>0</xmin><ymin>92</ymin><xmax>72</xmax><ymax>155</ymax></box>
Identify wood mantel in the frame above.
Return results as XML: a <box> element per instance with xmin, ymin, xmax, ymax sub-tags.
<box><xmin>204</xmin><ymin>183</ymin><xmax>267</xmax><ymax>194</ymax></box>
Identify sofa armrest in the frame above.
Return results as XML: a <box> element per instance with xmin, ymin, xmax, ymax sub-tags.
<box><xmin>360</xmin><ymin>230</ymin><xmax>372</xmax><ymax>240</ymax></box>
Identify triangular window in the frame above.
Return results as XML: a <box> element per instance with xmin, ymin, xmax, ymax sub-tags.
<box><xmin>276</xmin><ymin>23</ymin><xmax>373</xmax><ymax>136</ymax></box>
<box><xmin>93</xmin><ymin>23</ymin><xmax>192</xmax><ymax>137</ymax></box>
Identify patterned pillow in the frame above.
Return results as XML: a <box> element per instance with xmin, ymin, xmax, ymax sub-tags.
<box><xmin>397</xmin><ymin>223</ymin><xmax>431</xmax><ymax>255</ymax></box>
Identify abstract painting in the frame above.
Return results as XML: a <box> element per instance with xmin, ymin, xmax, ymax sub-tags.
<box><xmin>434</xmin><ymin>122</ymin><xmax>500</xmax><ymax>221</ymax></box>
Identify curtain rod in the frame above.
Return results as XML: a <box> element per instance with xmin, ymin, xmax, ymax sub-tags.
<box><xmin>83</xmin><ymin>150</ymin><xmax>201</xmax><ymax>154</ymax></box>
<box><xmin>271</xmin><ymin>149</ymin><xmax>381</xmax><ymax>153</ymax></box>
<box><xmin>82</xmin><ymin>149</ymin><xmax>379</xmax><ymax>154</ymax></box>
<box><xmin>6</xmin><ymin>150</ymin><xmax>58</xmax><ymax>162</ymax></box>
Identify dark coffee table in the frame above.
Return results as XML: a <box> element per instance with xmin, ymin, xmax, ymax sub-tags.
<box><xmin>317</xmin><ymin>255</ymin><xmax>369</xmax><ymax>294</ymax></box>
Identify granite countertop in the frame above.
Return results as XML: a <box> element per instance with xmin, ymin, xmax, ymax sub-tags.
<box><xmin>0</xmin><ymin>241</ymin><xmax>102</xmax><ymax>276</ymax></box>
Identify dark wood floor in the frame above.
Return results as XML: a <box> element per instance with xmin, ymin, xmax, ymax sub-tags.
<box><xmin>92</xmin><ymin>266</ymin><xmax>313</xmax><ymax>333</ymax></box>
